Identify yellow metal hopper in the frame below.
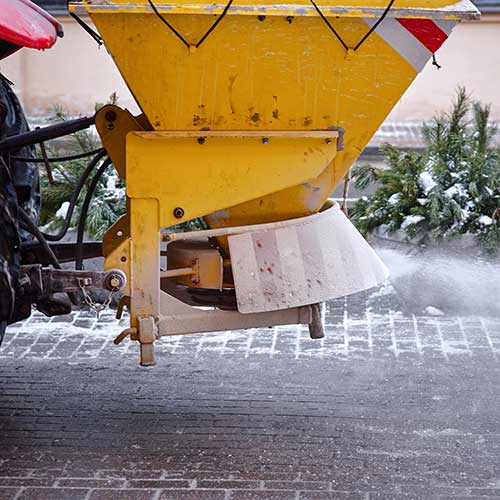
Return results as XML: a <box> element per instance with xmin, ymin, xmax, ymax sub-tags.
<box><xmin>70</xmin><ymin>0</ymin><xmax>478</xmax><ymax>365</ymax></box>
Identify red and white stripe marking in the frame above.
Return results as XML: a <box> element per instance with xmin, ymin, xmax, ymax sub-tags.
<box><xmin>363</xmin><ymin>17</ymin><xmax>457</xmax><ymax>71</ymax></box>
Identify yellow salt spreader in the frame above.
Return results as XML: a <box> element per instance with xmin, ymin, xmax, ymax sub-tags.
<box><xmin>69</xmin><ymin>0</ymin><xmax>478</xmax><ymax>365</ymax></box>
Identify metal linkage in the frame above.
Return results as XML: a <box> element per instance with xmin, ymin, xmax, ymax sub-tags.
<box><xmin>43</xmin><ymin>268</ymin><xmax>126</xmax><ymax>294</ymax></box>
<box><xmin>78</xmin><ymin>282</ymin><xmax>116</xmax><ymax>318</ymax></box>
<box><xmin>16</xmin><ymin>266</ymin><xmax>127</xmax><ymax>317</ymax></box>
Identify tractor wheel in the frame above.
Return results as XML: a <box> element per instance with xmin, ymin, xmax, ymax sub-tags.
<box><xmin>0</xmin><ymin>73</ymin><xmax>41</xmax><ymax>242</ymax></box>
<box><xmin>0</xmin><ymin>159</ymin><xmax>21</xmax><ymax>346</ymax></box>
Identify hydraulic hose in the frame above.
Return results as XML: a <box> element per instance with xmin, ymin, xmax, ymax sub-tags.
<box><xmin>17</xmin><ymin>207</ymin><xmax>61</xmax><ymax>270</ymax></box>
<box><xmin>0</xmin><ymin>115</ymin><xmax>95</xmax><ymax>153</ymax></box>
<box><xmin>11</xmin><ymin>147</ymin><xmax>104</xmax><ymax>164</ymax></box>
<box><xmin>75</xmin><ymin>157</ymin><xmax>112</xmax><ymax>270</ymax></box>
<box><xmin>41</xmin><ymin>149</ymin><xmax>108</xmax><ymax>242</ymax></box>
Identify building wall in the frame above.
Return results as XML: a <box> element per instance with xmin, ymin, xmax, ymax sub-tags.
<box><xmin>1</xmin><ymin>15</ymin><xmax>499</xmax><ymax>120</ymax></box>
<box><xmin>387</xmin><ymin>15</ymin><xmax>500</xmax><ymax>121</ymax></box>
<box><xmin>0</xmin><ymin>17</ymin><xmax>140</xmax><ymax>118</ymax></box>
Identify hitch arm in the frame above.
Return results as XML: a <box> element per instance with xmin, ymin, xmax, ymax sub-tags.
<box><xmin>17</xmin><ymin>265</ymin><xmax>127</xmax><ymax>296</ymax></box>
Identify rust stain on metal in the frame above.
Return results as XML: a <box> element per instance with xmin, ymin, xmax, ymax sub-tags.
<box><xmin>250</xmin><ymin>112</ymin><xmax>260</xmax><ymax>123</ymax></box>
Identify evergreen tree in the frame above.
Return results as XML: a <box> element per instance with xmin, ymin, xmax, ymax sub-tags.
<box><xmin>350</xmin><ymin>88</ymin><xmax>500</xmax><ymax>255</ymax></box>
<box><xmin>40</xmin><ymin>95</ymin><xmax>124</xmax><ymax>240</ymax></box>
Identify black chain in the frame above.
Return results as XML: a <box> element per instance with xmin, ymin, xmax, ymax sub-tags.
<box><xmin>67</xmin><ymin>1</ymin><xmax>103</xmax><ymax>46</ymax></box>
<box><xmin>147</xmin><ymin>0</ymin><xmax>234</xmax><ymax>49</ymax></box>
<box><xmin>310</xmin><ymin>0</ymin><xmax>396</xmax><ymax>53</ymax></box>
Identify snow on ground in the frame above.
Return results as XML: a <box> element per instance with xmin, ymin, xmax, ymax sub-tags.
<box><xmin>55</xmin><ymin>201</ymin><xmax>70</xmax><ymax>219</ymax></box>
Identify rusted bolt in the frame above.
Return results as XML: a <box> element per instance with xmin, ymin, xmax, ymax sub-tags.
<box><xmin>109</xmin><ymin>276</ymin><xmax>121</xmax><ymax>289</ymax></box>
<box><xmin>262</xmin><ymin>137</ymin><xmax>269</xmax><ymax>145</ymax></box>
<box><xmin>197</xmin><ymin>137</ymin><xmax>205</xmax><ymax>145</ymax></box>
<box><xmin>104</xmin><ymin>271</ymin><xmax>126</xmax><ymax>291</ymax></box>
<box><xmin>258</xmin><ymin>15</ymin><xmax>266</xmax><ymax>21</ymax></box>
<box><xmin>173</xmin><ymin>207</ymin><xmax>185</xmax><ymax>219</ymax></box>
<box><xmin>105</xmin><ymin>109</ymin><xmax>117</xmax><ymax>122</ymax></box>
<box><xmin>287</xmin><ymin>16</ymin><xmax>294</xmax><ymax>23</ymax></box>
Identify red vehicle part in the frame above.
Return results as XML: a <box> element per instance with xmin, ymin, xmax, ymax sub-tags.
<box><xmin>0</xmin><ymin>0</ymin><xmax>63</xmax><ymax>58</ymax></box>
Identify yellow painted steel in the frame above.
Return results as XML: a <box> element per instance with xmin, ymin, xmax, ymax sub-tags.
<box><xmin>95</xmin><ymin>106</ymin><xmax>151</xmax><ymax>179</ymax></box>
<box><xmin>71</xmin><ymin>0</ymin><xmax>475</xmax><ymax>333</ymax></box>
<box><xmin>74</xmin><ymin>3</ymin><xmax>444</xmax><ymax>229</ymax></box>
<box><xmin>74</xmin><ymin>0</ymin><xmax>465</xmax><ymax>14</ymax></box>
<box><xmin>166</xmin><ymin>241</ymin><xmax>224</xmax><ymax>289</ymax></box>
<box><xmin>126</xmin><ymin>131</ymin><xmax>338</xmax><ymax>228</ymax></box>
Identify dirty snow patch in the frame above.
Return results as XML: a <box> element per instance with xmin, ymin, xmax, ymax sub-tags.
<box><xmin>401</xmin><ymin>215</ymin><xmax>425</xmax><ymax>229</ymax></box>
<box><xmin>424</xmin><ymin>306</ymin><xmax>445</xmax><ymax>316</ymax></box>
<box><xmin>418</xmin><ymin>171</ymin><xmax>436</xmax><ymax>194</ymax></box>
<box><xmin>388</xmin><ymin>193</ymin><xmax>401</xmax><ymax>205</ymax></box>
<box><xmin>56</xmin><ymin>201</ymin><xmax>70</xmax><ymax>219</ymax></box>
<box><xmin>478</xmin><ymin>215</ymin><xmax>493</xmax><ymax>226</ymax></box>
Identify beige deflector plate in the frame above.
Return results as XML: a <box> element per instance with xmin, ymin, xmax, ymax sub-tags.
<box><xmin>228</xmin><ymin>203</ymin><xmax>389</xmax><ymax>314</ymax></box>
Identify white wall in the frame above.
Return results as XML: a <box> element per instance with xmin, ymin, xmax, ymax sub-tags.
<box><xmin>1</xmin><ymin>15</ymin><xmax>499</xmax><ymax>120</ymax></box>
<box><xmin>0</xmin><ymin>17</ymin><xmax>139</xmax><ymax>117</ymax></box>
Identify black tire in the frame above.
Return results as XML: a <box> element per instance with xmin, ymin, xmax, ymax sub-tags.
<box><xmin>0</xmin><ymin>158</ymin><xmax>20</xmax><ymax>346</ymax></box>
<box><xmin>0</xmin><ymin>72</ymin><xmax>40</xmax><ymax>240</ymax></box>
<box><xmin>0</xmin><ymin>72</ymin><xmax>31</xmax><ymax>347</ymax></box>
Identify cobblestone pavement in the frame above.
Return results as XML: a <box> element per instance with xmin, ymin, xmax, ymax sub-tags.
<box><xmin>2</xmin><ymin>288</ymin><xmax>500</xmax><ymax>499</ymax></box>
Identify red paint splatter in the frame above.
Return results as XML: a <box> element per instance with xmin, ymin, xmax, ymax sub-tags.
<box><xmin>256</xmin><ymin>241</ymin><xmax>262</xmax><ymax>248</ymax></box>
<box><xmin>267</xmin><ymin>267</ymin><xmax>273</xmax><ymax>274</ymax></box>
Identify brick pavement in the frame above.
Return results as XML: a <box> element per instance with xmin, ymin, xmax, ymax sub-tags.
<box><xmin>1</xmin><ymin>286</ymin><xmax>500</xmax><ymax>499</ymax></box>
<box><xmin>2</xmin><ymin>287</ymin><xmax>500</xmax><ymax>362</ymax></box>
